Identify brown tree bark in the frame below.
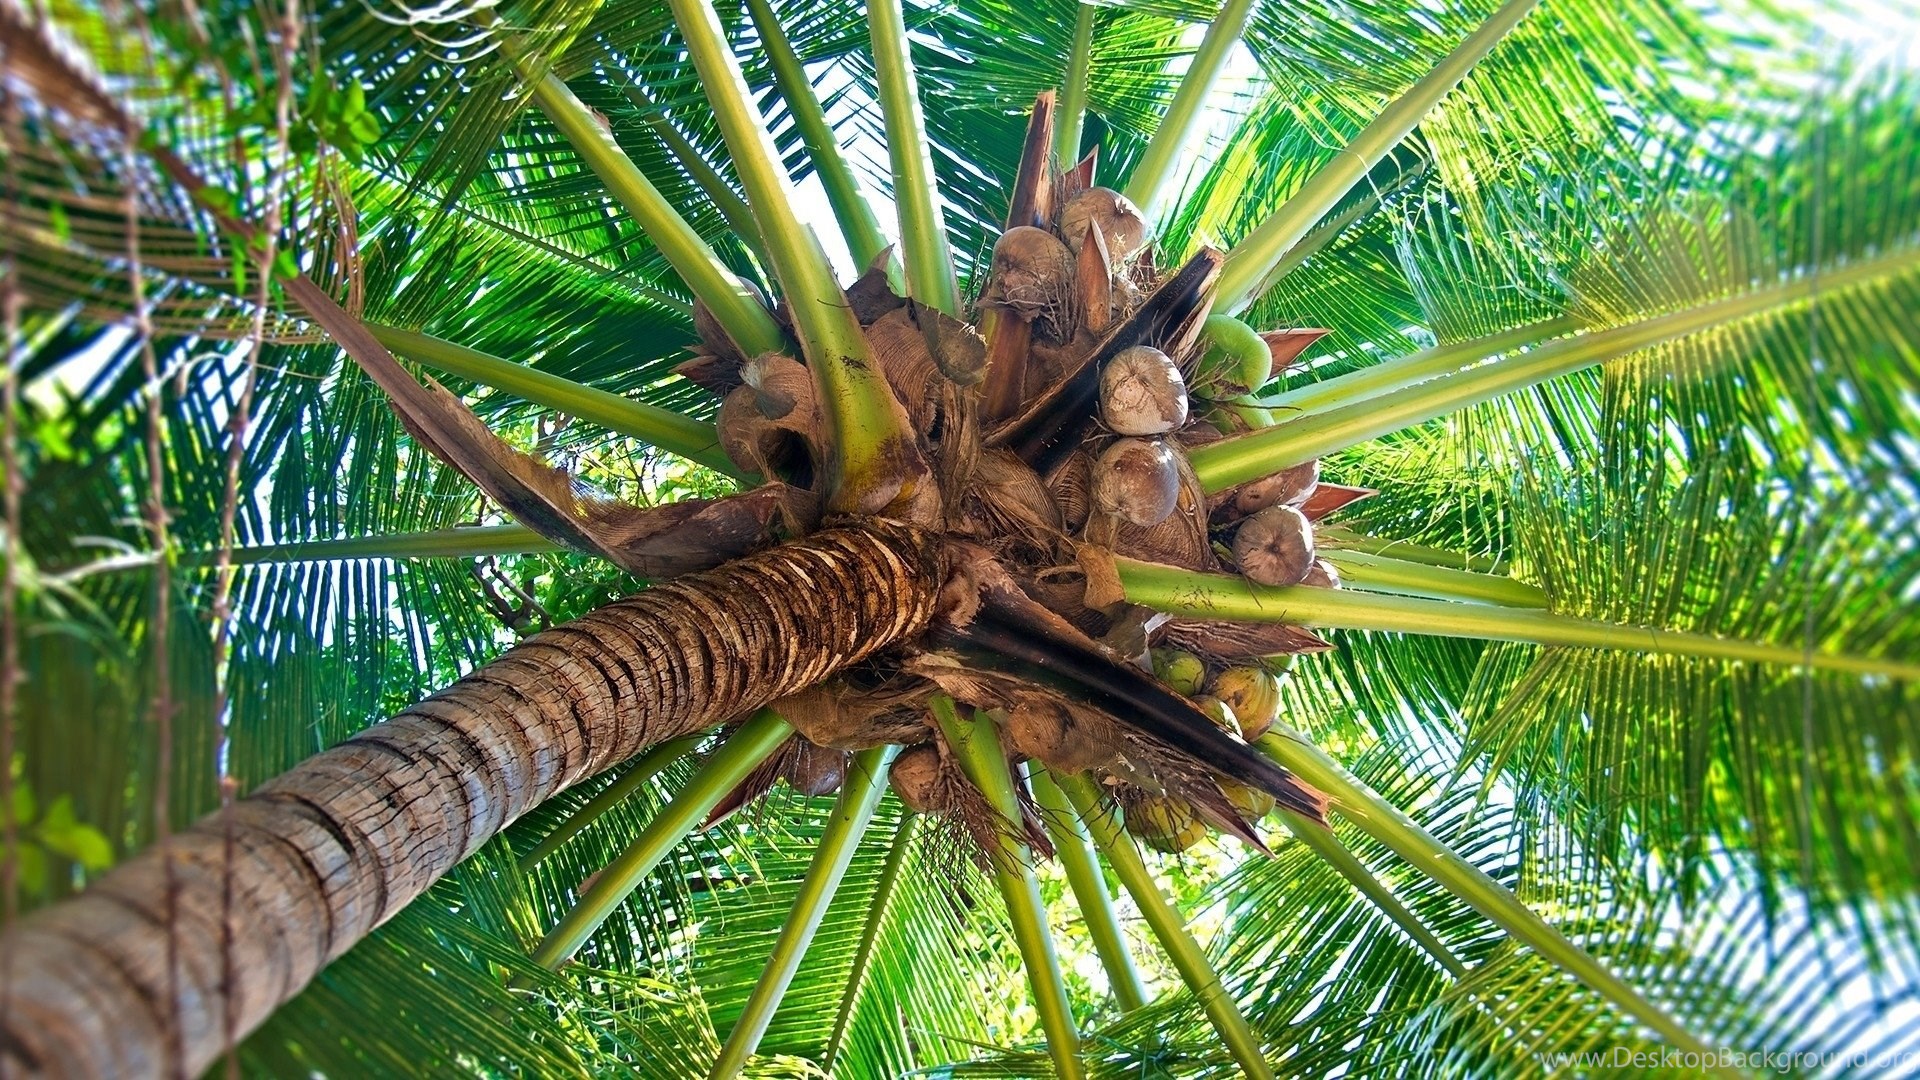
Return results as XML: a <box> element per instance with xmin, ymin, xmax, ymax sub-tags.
<box><xmin>0</xmin><ymin>522</ymin><xmax>941</xmax><ymax>1078</ymax></box>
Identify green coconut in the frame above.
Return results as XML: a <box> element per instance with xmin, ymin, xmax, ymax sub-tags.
<box><xmin>1193</xmin><ymin>314</ymin><xmax>1271</xmax><ymax>397</ymax></box>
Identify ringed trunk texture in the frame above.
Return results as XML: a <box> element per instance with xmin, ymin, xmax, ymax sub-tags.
<box><xmin>0</xmin><ymin>522</ymin><xmax>941</xmax><ymax>1079</ymax></box>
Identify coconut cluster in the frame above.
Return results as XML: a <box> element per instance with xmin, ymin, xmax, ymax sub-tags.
<box><xmin>670</xmin><ymin>125</ymin><xmax>1358</xmax><ymax>853</ymax></box>
<box><xmin>1116</xmin><ymin>654</ymin><xmax>1287</xmax><ymax>851</ymax></box>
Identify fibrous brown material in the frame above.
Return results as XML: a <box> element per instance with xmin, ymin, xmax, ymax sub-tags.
<box><xmin>0</xmin><ymin>524</ymin><xmax>942</xmax><ymax>1079</ymax></box>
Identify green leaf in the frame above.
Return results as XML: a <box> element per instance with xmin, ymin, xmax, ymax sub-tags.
<box><xmin>9</xmin><ymin>780</ymin><xmax>36</xmax><ymax>827</ymax></box>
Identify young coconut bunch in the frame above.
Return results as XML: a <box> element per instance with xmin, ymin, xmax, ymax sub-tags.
<box><xmin>9</xmin><ymin>0</ymin><xmax>1920</xmax><ymax>1077</ymax></box>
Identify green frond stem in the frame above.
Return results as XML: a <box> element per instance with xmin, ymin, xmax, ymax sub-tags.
<box><xmin>1259</xmin><ymin>316</ymin><xmax>1580</xmax><ymax>419</ymax></box>
<box><xmin>1030</xmin><ymin>770</ymin><xmax>1149</xmax><ymax>1013</ymax></box>
<box><xmin>517</xmin><ymin>737</ymin><xmax>703</xmax><ymax>872</ymax></box>
<box><xmin>193</xmin><ymin>524</ymin><xmax>558</xmax><ymax>566</ymax></box>
<box><xmin>1194</xmin><ymin>243</ymin><xmax>1920</xmax><ymax>491</ymax></box>
<box><xmin>518</xmin><ymin>65</ymin><xmax>785</xmax><ymax>359</ymax></box>
<box><xmin>1114</xmin><ymin>558</ymin><xmax>1920</xmax><ymax>681</ymax></box>
<box><xmin>671</xmin><ymin>0</ymin><xmax>914</xmax><ymax>511</ymax></box>
<box><xmin>1320</xmin><ymin>550</ymin><xmax>1545</xmax><ymax>608</ymax></box>
<box><xmin>1313</xmin><ymin>525</ymin><xmax>1501</xmax><ymax>574</ymax></box>
<box><xmin>528</xmin><ymin>710</ymin><xmax>792</xmax><ymax>970</ymax></box>
<box><xmin>366</xmin><ymin>324</ymin><xmax>742</xmax><ymax>477</ymax></box>
<box><xmin>1213</xmin><ymin>0</ymin><xmax>1540</xmax><ymax>314</ymax></box>
<box><xmin>823</xmin><ymin>813</ymin><xmax>921</xmax><ymax>1070</ymax></box>
<box><xmin>1052</xmin><ymin>771</ymin><xmax>1274</xmax><ymax>1080</ymax></box>
<box><xmin>709</xmin><ymin>745</ymin><xmax>899</xmax><ymax>1079</ymax></box>
<box><xmin>1255</xmin><ymin>729</ymin><xmax>1730</xmax><ymax>1071</ymax></box>
<box><xmin>606</xmin><ymin>57</ymin><xmax>769</xmax><ymax>264</ymax></box>
<box><xmin>744</xmin><ymin>0</ymin><xmax>892</xmax><ymax>270</ymax></box>
<box><xmin>929</xmin><ymin>696</ymin><xmax>1085</xmax><ymax>1080</ymax></box>
<box><xmin>1122</xmin><ymin>0</ymin><xmax>1257</xmax><ymax>220</ymax></box>
<box><xmin>1255</xmin><ymin>170</ymin><xmax>1418</xmax><ymax>291</ymax></box>
<box><xmin>1054</xmin><ymin>3</ymin><xmax>1096</xmax><ymax>166</ymax></box>
<box><xmin>869</xmin><ymin>0</ymin><xmax>962</xmax><ymax>316</ymax></box>
<box><xmin>1277</xmin><ymin>809</ymin><xmax>1465</xmax><ymax>977</ymax></box>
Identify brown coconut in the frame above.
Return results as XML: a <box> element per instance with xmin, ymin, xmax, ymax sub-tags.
<box><xmin>987</xmin><ymin>225</ymin><xmax>1074</xmax><ymax>320</ymax></box>
<box><xmin>1302</xmin><ymin>557</ymin><xmax>1342</xmax><ymax>589</ymax></box>
<box><xmin>1092</xmin><ymin>438</ymin><xmax>1181</xmax><ymax>527</ymax></box>
<box><xmin>1216</xmin><ymin>460</ymin><xmax>1320</xmax><ymax>524</ymax></box>
<box><xmin>784</xmin><ymin>740</ymin><xmax>848</xmax><ymax>796</ymax></box>
<box><xmin>1232</xmin><ymin>505</ymin><xmax>1316</xmax><ymax>586</ymax></box>
<box><xmin>889</xmin><ymin>743</ymin><xmax>949</xmax><ymax>815</ymax></box>
<box><xmin>1058</xmin><ymin>187</ymin><xmax>1149</xmax><ymax>262</ymax></box>
<box><xmin>1100</xmin><ymin>345</ymin><xmax>1189</xmax><ymax>436</ymax></box>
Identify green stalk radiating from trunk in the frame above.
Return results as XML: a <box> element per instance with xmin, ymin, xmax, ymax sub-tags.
<box><xmin>743</xmin><ymin>0</ymin><xmax>892</xmax><ymax>269</ymax></box>
<box><xmin>1031</xmin><ymin>770</ymin><xmax>1149</xmax><ymax>1013</ymax></box>
<box><xmin>366</xmin><ymin>324</ymin><xmax>741</xmax><ymax>476</ymax></box>
<box><xmin>870</xmin><ymin>0</ymin><xmax>962</xmax><ymax>315</ymax></box>
<box><xmin>530</xmin><ymin>711</ymin><xmax>792</xmax><ymax>970</ymax></box>
<box><xmin>1313</xmin><ymin>525</ymin><xmax>1501</xmax><ymax>574</ymax></box>
<box><xmin>823</xmin><ymin>813</ymin><xmax>921</xmax><ymax>1070</ymax></box>
<box><xmin>1214</xmin><ymin>0</ymin><xmax>1538</xmax><ymax>314</ymax></box>
<box><xmin>1123</xmin><ymin>0</ymin><xmax>1257</xmax><ymax>220</ymax></box>
<box><xmin>1261</xmin><ymin>315</ymin><xmax>1579</xmax><ymax>418</ymax></box>
<box><xmin>604</xmin><ymin>53</ymin><xmax>769</xmax><ymax>263</ymax></box>
<box><xmin>1320</xmin><ymin>550</ymin><xmax>1545</xmax><ymax>608</ymax></box>
<box><xmin>1053</xmin><ymin>772</ymin><xmax>1274</xmax><ymax>1080</ymax></box>
<box><xmin>1055</xmin><ymin>3</ymin><xmax>1096</xmax><ymax>166</ymax></box>
<box><xmin>710</xmin><ymin>745</ymin><xmax>898</xmax><ymax>1079</ymax></box>
<box><xmin>518</xmin><ymin>67</ymin><xmax>785</xmax><ymax>359</ymax></box>
<box><xmin>930</xmin><ymin>698</ymin><xmax>1085</xmax><ymax>1080</ymax></box>
<box><xmin>1255</xmin><ymin>729</ymin><xmax>1732</xmax><ymax>1073</ymax></box>
<box><xmin>670</xmin><ymin>0</ymin><xmax>916</xmax><ymax>512</ymax></box>
<box><xmin>518</xmin><ymin>737</ymin><xmax>702</xmax><ymax>871</ymax></box>
<box><xmin>1115</xmin><ymin>557</ymin><xmax>1920</xmax><ymax>680</ymax></box>
<box><xmin>1194</xmin><ymin>244</ymin><xmax>1920</xmax><ymax>491</ymax></box>
<box><xmin>1278</xmin><ymin>809</ymin><xmax>1465</xmax><ymax>976</ymax></box>
<box><xmin>1252</xmin><ymin>168</ymin><xmax>1419</xmax><ymax>290</ymax></box>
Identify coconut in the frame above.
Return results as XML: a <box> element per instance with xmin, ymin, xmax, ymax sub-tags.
<box><xmin>889</xmin><ymin>743</ymin><xmax>947</xmax><ymax>814</ymax></box>
<box><xmin>1193</xmin><ymin>314</ymin><xmax>1271</xmax><ymax>397</ymax></box>
<box><xmin>987</xmin><ymin>225</ymin><xmax>1073</xmax><ymax>320</ymax></box>
<box><xmin>1220</xmin><ymin>779</ymin><xmax>1276</xmax><ymax>822</ymax></box>
<box><xmin>1302</xmin><ymin>557</ymin><xmax>1342</xmax><ymax>589</ymax></box>
<box><xmin>1110</xmin><ymin>450</ymin><xmax>1211</xmax><ymax>569</ymax></box>
<box><xmin>1229</xmin><ymin>460</ymin><xmax>1320</xmax><ymax>519</ymax></box>
<box><xmin>1100</xmin><ymin>345</ymin><xmax>1189</xmax><ymax>436</ymax></box>
<box><xmin>1126</xmin><ymin>796</ymin><xmax>1206</xmax><ymax>853</ymax></box>
<box><xmin>785</xmin><ymin>741</ymin><xmax>848</xmax><ymax>796</ymax></box>
<box><xmin>1207</xmin><ymin>666</ymin><xmax>1280</xmax><ymax>741</ymax></box>
<box><xmin>1192</xmin><ymin>695</ymin><xmax>1243</xmax><ymax>740</ymax></box>
<box><xmin>1058</xmin><ymin>187</ymin><xmax>1149</xmax><ymax>262</ymax></box>
<box><xmin>1092</xmin><ymin>438</ymin><xmax>1180</xmax><ymax>527</ymax></box>
<box><xmin>1005</xmin><ymin>698</ymin><xmax>1108</xmax><ymax>775</ymax></box>
<box><xmin>1150</xmin><ymin>647</ymin><xmax>1207</xmax><ymax>696</ymax></box>
<box><xmin>998</xmin><ymin>699</ymin><xmax>1075</xmax><ymax>772</ymax></box>
<box><xmin>1233</xmin><ymin>505</ymin><xmax>1316</xmax><ymax>586</ymax></box>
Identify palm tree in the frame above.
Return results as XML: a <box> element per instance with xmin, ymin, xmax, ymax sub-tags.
<box><xmin>1</xmin><ymin>0</ymin><xmax>1916</xmax><ymax>1074</ymax></box>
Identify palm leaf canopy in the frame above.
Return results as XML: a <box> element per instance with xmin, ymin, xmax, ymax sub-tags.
<box><xmin>3</xmin><ymin>0</ymin><xmax>1919</xmax><ymax>1075</ymax></box>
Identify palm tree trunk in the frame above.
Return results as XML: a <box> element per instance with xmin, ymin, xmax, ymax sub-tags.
<box><xmin>0</xmin><ymin>522</ymin><xmax>941</xmax><ymax>1079</ymax></box>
